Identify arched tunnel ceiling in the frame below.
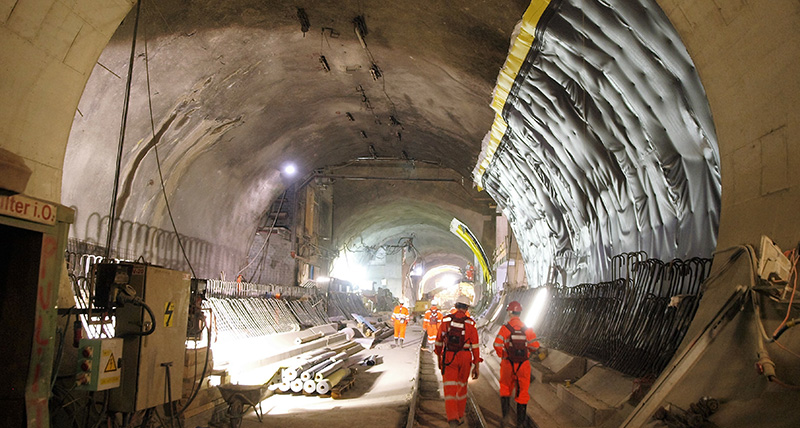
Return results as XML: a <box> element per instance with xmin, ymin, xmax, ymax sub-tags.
<box><xmin>63</xmin><ymin>0</ymin><xmax>526</xmax><ymax>274</ymax></box>
<box><xmin>476</xmin><ymin>0</ymin><xmax>721</xmax><ymax>285</ymax></box>
<box><xmin>329</xmin><ymin>163</ymin><xmax>493</xmax><ymax>264</ymax></box>
<box><xmin>62</xmin><ymin>0</ymin><xmax>721</xmax><ymax>287</ymax></box>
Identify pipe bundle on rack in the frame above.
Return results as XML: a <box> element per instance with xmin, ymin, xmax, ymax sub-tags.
<box><xmin>301</xmin><ymin>359</ymin><xmax>334</xmax><ymax>381</ymax></box>
<box><xmin>271</xmin><ymin>341</ymin><xmax>364</xmax><ymax>396</ymax></box>
<box><xmin>315</xmin><ymin>368</ymin><xmax>352</xmax><ymax>395</ymax></box>
<box><xmin>314</xmin><ymin>360</ymin><xmax>345</xmax><ymax>381</ymax></box>
<box><xmin>283</xmin><ymin>351</ymin><xmax>337</xmax><ymax>382</ymax></box>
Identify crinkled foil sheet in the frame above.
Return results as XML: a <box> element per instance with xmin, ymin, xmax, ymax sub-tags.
<box><xmin>479</xmin><ymin>0</ymin><xmax>721</xmax><ymax>286</ymax></box>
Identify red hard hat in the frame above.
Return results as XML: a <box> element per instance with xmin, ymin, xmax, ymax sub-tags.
<box><xmin>506</xmin><ymin>301</ymin><xmax>522</xmax><ymax>312</ymax></box>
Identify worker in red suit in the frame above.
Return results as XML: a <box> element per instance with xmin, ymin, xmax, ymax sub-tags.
<box><xmin>493</xmin><ymin>300</ymin><xmax>540</xmax><ymax>427</ymax></box>
<box><xmin>391</xmin><ymin>298</ymin><xmax>409</xmax><ymax>348</ymax></box>
<box><xmin>435</xmin><ymin>295</ymin><xmax>481</xmax><ymax>427</ymax></box>
<box><xmin>449</xmin><ymin>305</ymin><xmax>471</xmax><ymax>318</ymax></box>
<box><xmin>422</xmin><ymin>299</ymin><xmax>443</xmax><ymax>351</ymax></box>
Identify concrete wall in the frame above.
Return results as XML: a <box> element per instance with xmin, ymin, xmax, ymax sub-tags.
<box><xmin>1</xmin><ymin>0</ymin><xmax>131</xmax><ymax>202</ymax></box>
<box><xmin>657</xmin><ymin>0</ymin><xmax>800</xmax><ymax>250</ymax></box>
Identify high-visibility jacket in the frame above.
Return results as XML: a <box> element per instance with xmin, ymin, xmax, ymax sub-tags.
<box><xmin>422</xmin><ymin>306</ymin><xmax>443</xmax><ymax>343</ymax></box>
<box><xmin>493</xmin><ymin>316</ymin><xmax>539</xmax><ymax>404</ymax></box>
<box><xmin>392</xmin><ymin>305</ymin><xmax>409</xmax><ymax>339</ymax></box>
<box><xmin>435</xmin><ymin>310</ymin><xmax>480</xmax><ymax>422</ymax></box>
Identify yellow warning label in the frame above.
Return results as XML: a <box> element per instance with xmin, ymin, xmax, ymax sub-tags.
<box><xmin>164</xmin><ymin>301</ymin><xmax>175</xmax><ymax>327</ymax></box>
<box><xmin>105</xmin><ymin>353</ymin><xmax>117</xmax><ymax>372</ymax></box>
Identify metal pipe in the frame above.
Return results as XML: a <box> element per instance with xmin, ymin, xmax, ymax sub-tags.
<box><xmin>290</xmin><ymin>378</ymin><xmax>305</xmax><ymax>393</ymax></box>
<box><xmin>303</xmin><ymin>379</ymin><xmax>317</xmax><ymax>394</ymax></box>
<box><xmin>315</xmin><ymin>368</ymin><xmax>352</xmax><ymax>395</ymax></box>
<box><xmin>314</xmin><ymin>360</ymin><xmax>345</xmax><ymax>381</ymax></box>
<box><xmin>301</xmin><ymin>359</ymin><xmax>335</xmax><ymax>382</ymax></box>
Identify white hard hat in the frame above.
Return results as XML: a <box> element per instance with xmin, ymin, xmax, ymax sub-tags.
<box><xmin>431</xmin><ymin>299</ymin><xmax>438</xmax><ymax>306</ymax></box>
<box><xmin>456</xmin><ymin>295</ymin><xmax>470</xmax><ymax>306</ymax></box>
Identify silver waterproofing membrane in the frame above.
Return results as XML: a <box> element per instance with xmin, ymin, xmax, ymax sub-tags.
<box><xmin>477</xmin><ymin>0</ymin><xmax>721</xmax><ymax>286</ymax></box>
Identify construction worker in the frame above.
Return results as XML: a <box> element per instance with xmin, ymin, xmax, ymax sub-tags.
<box><xmin>391</xmin><ymin>298</ymin><xmax>409</xmax><ymax>348</ymax></box>
<box><xmin>422</xmin><ymin>299</ymin><xmax>443</xmax><ymax>351</ymax></box>
<box><xmin>449</xmin><ymin>305</ymin><xmax>471</xmax><ymax>318</ymax></box>
<box><xmin>435</xmin><ymin>295</ymin><xmax>481</xmax><ymax>427</ymax></box>
<box><xmin>493</xmin><ymin>301</ymin><xmax>540</xmax><ymax>428</ymax></box>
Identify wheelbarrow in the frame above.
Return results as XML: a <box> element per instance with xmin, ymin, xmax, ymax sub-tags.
<box><xmin>218</xmin><ymin>368</ymin><xmax>283</xmax><ymax>428</ymax></box>
<box><xmin>218</xmin><ymin>383</ymin><xmax>266</xmax><ymax>428</ymax></box>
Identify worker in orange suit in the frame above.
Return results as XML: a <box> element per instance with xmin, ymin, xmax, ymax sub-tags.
<box><xmin>493</xmin><ymin>301</ymin><xmax>540</xmax><ymax>428</ymax></box>
<box><xmin>435</xmin><ymin>295</ymin><xmax>481</xmax><ymax>427</ymax></box>
<box><xmin>391</xmin><ymin>298</ymin><xmax>409</xmax><ymax>348</ymax></box>
<box><xmin>422</xmin><ymin>299</ymin><xmax>443</xmax><ymax>351</ymax></box>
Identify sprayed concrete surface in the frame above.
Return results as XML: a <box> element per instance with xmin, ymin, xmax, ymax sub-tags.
<box><xmin>238</xmin><ymin>325</ymin><xmax>424</xmax><ymax>428</ymax></box>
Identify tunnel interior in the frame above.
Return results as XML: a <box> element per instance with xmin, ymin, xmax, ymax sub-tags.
<box><xmin>19</xmin><ymin>0</ymin><xmax>800</xmax><ymax>427</ymax></box>
<box><xmin>62</xmin><ymin>0</ymin><xmax>719</xmax><ymax>299</ymax></box>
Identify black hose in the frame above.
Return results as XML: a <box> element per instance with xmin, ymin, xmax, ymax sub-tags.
<box><xmin>177</xmin><ymin>321</ymin><xmax>213</xmax><ymax>417</ymax></box>
<box><xmin>118</xmin><ymin>297</ymin><xmax>157</xmax><ymax>336</ymax></box>
<box><xmin>104</xmin><ymin>0</ymin><xmax>141</xmax><ymax>258</ymax></box>
<box><xmin>51</xmin><ymin>307</ymin><xmax>75</xmax><ymax>390</ymax></box>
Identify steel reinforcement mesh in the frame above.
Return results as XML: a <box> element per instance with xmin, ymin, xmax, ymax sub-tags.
<box><xmin>484</xmin><ymin>253</ymin><xmax>712</xmax><ymax>379</ymax></box>
<box><xmin>327</xmin><ymin>292</ymin><xmax>370</xmax><ymax>320</ymax></box>
<box><xmin>204</xmin><ymin>296</ymin><xmax>329</xmax><ymax>339</ymax></box>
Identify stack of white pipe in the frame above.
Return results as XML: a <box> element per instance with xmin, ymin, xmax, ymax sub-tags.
<box><xmin>315</xmin><ymin>368</ymin><xmax>352</xmax><ymax>395</ymax></box>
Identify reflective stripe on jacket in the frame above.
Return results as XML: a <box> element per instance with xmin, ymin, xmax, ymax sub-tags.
<box><xmin>493</xmin><ymin>316</ymin><xmax>539</xmax><ymax>359</ymax></box>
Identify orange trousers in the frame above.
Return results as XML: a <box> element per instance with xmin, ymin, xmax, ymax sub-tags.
<box><xmin>425</xmin><ymin>324</ymin><xmax>438</xmax><ymax>344</ymax></box>
<box><xmin>441</xmin><ymin>350</ymin><xmax>472</xmax><ymax>422</ymax></box>
<box><xmin>393</xmin><ymin>321</ymin><xmax>407</xmax><ymax>339</ymax></box>
<box><xmin>499</xmin><ymin>359</ymin><xmax>531</xmax><ymax>404</ymax></box>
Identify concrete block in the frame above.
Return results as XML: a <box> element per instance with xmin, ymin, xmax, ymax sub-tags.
<box><xmin>556</xmin><ymin>382</ymin><xmax>615</xmax><ymax>426</ymax></box>
<box><xmin>72</xmin><ymin>0</ymin><xmax>131</xmax><ymax>37</ymax></box>
<box><xmin>5</xmin><ymin>0</ymin><xmax>50</xmax><ymax>40</ymax></box>
<box><xmin>573</xmin><ymin>365</ymin><xmax>632</xmax><ymax>408</ymax></box>
<box><xmin>36</xmin><ymin>1</ymin><xmax>83</xmax><ymax>61</ymax></box>
<box><xmin>552</xmin><ymin>365</ymin><xmax>633</xmax><ymax>425</ymax></box>
<box><xmin>63</xmin><ymin>22</ymin><xmax>102</xmax><ymax>72</ymax></box>
<box><xmin>731</xmin><ymin>143</ymin><xmax>761</xmax><ymax>204</ymax></box>
<box><xmin>533</xmin><ymin>349</ymin><xmax>586</xmax><ymax>383</ymax></box>
<box><xmin>760</xmin><ymin>126</ymin><xmax>789</xmax><ymax>196</ymax></box>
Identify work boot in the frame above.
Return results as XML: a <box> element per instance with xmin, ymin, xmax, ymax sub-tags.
<box><xmin>399</xmin><ymin>338</ymin><xmax>404</xmax><ymax>348</ymax></box>
<box><xmin>394</xmin><ymin>338</ymin><xmax>398</xmax><ymax>346</ymax></box>
<box><xmin>448</xmin><ymin>420</ymin><xmax>459</xmax><ymax>428</ymax></box>
<box><xmin>516</xmin><ymin>403</ymin><xmax>527</xmax><ymax>428</ymax></box>
<box><xmin>500</xmin><ymin>396</ymin><xmax>511</xmax><ymax>428</ymax></box>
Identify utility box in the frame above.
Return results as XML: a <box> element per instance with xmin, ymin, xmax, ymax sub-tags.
<box><xmin>97</xmin><ymin>263</ymin><xmax>190</xmax><ymax>412</ymax></box>
<box><xmin>75</xmin><ymin>338</ymin><xmax>123</xmax><ymax>391</ymax></box>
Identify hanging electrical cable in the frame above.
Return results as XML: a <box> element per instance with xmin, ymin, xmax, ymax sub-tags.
<box><xmin>104</xmin><ymin>0</ymin><xmax>142</xmax><ymax>259</ymax></box>
<box><xmin>237</xmin><ymin>190</ymin><xmax>288</xmax><ymax>277</ymax></box>
<box><xmin>142</xmin><ymin>0</ymin><xmax>196</xmax><ymax>278</ymax></box>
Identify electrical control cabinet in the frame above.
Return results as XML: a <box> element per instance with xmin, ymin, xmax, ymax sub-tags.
<box><xmin>99</xmin><ymin>263</ymin><xmax>190</xmax><ymax>412</ymax></box>
<box><xmin>75</xmin><ymin>338</ymin><xmax>123</xmax><ymax>391</ymax></box>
